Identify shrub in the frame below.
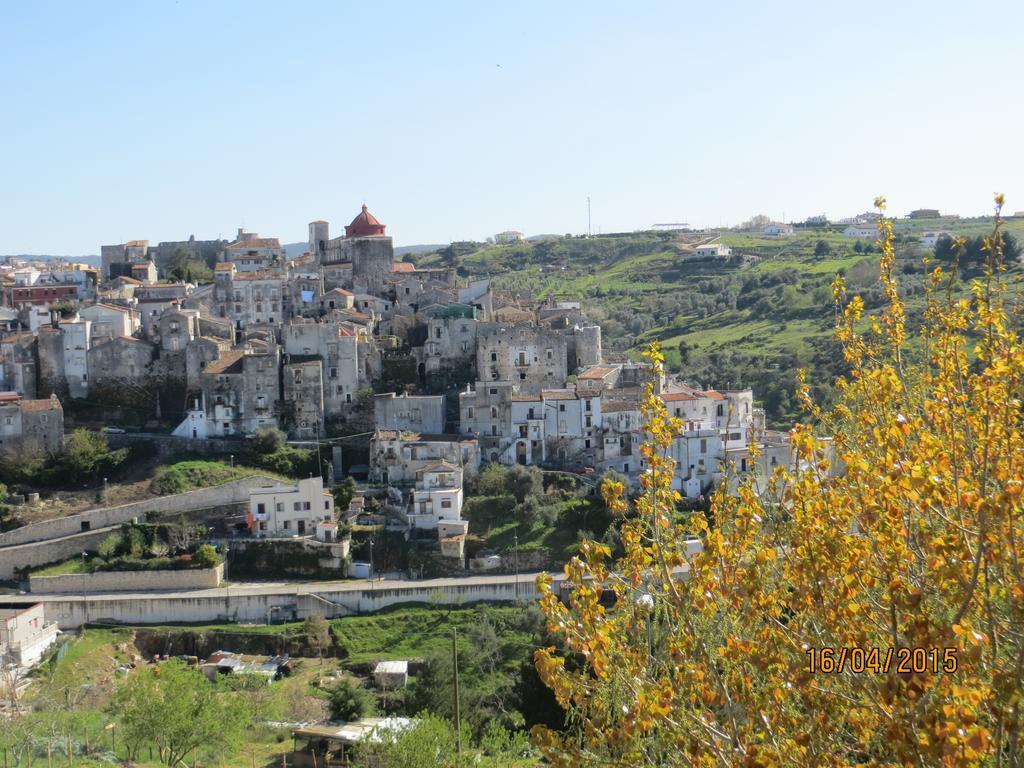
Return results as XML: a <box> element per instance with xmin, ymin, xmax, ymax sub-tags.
<box><xmin>192</xmin><ymin>543</ymin><xmax>220</xmax><ymax>569</ymax></box>
<box><xmin>328</xmin><ymin>677</ymin><xmax>376</xmax><ymax>722</ymax></box>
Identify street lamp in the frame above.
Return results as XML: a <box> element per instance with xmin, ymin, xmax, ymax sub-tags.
<box><xmin>229</xmin><ymin>454</ymin><xmax>234</xmax><ymax>468</ymax></box>
<box><xmin>368</xmin><ymin>537</ymin><xmax>374</xmax><ymax>582</ymax></box>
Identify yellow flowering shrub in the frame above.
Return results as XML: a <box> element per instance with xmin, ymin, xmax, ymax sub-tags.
<box><xmin>533</xmin><ymin>196</ymin><xmax>1024</xmax><ymax>766</ymax></box>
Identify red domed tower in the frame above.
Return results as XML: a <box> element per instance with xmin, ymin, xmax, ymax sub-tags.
<box><xmin>344</xmin><ymin>204</ymin><xmax>386</xmax><ymax>238</ymax></box>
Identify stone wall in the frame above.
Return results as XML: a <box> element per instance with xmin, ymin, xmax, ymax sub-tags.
<box><xmin>0</xmin><ymin>475</ymin><xmax>280</xmax><ymax>548</ymax></box>
<box><xmin>29</xmin><ymin>563</ymin><xmax>223</xmax><ymax>594</ymax></box>
<box><xmin>0</xmin><ymin>528</ymin><xmax>113</xmax><ymax>580</ymax></box>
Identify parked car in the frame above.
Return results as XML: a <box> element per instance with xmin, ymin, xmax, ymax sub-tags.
<box><xmin>101</xmin><ymin>427</ymin><xmax>126</xmax><ymax>434</ymax></box>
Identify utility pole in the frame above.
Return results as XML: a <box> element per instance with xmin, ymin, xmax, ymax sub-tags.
<box><xmin>452</xmin><ymin>627</ymin><xmax>462</xmax><ymax>761</ymax></box>
<box><xmin>587</xmin><ymin>196</ymin><xmax>592</xmax><ymax>237</ymax></box>
<box><xmin>513</xmin><ymin>528</ymin><xmax>520</xmax><ymax>599</ymax></box>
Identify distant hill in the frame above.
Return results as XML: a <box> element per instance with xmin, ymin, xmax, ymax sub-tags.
<box><xmin>415</xmin><ymin>217</ymin><xmax>1024</xmax><ymax>428</ymax></box>
<box><xmin>1</xmin><ymin>254</ymin><xmax>101</xmax><ymax>267</ymax></box>
<box><xmin>395</xmin><ymin>244</ymin><xmax>447</xmax><ymax>256</ymax></box>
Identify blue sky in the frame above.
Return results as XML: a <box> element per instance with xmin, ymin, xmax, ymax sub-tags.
<box><xmin>2</xmin><ymin>0</ymin><xmax>1021</xmax><ymax>254</ymax></box>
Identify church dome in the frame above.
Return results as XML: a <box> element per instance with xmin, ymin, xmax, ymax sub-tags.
<box><xmin>344</xmin><ymin>204</ymin><xmax>386</xmax><ymax>238</ymax></box>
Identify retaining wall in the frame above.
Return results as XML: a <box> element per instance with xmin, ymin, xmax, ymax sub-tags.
<box><xmin>0</xmin><ymin>475</ymin><xmax>281</xmax><ymax>548</ymax></box>
<box><xmin>29</xmin><ymin>563</ymin><xmax>224</xmax><ymax>594</ymax></box>
<box><xmin>10</xmin><ymin>574</ymin><xmax>552</xmax><ymax>629</ymax></box>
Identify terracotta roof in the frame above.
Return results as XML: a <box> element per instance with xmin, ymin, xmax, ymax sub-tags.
<box><xmin>214</xmin><ymin>263</ymin><xmax>234</xmax><ymax>272</ymax></box>
<box><xmin>542</xmin><ymin>389</ymin><xmax>577</xmax><ymax>401</ymax></box>
<box><xmin>0</xmin><ymin>392</ymin><xmax>21</xmax><ymax>403</ymax></box>
<box><xmin>511</xmin><ymin>394</ymin><xmax>541</xmax><ymax>403</ymax></box>
<box><xmin>345</xmin><ymin>204</ymin><xmax>386</xmax><ymax>238</ymax></box>
<box><xmin>324</xmin><ymin>287</ymin><xmax>353</xmax><ymax>296</ymax></box>
<box><xmin>391</xmin><ymin>262</ymin><xmax>415</xmax><ymax>273</ymax></box>
<box><xmin>704</xmin><ymin>389</ymin><xmax>727</xmax><ymax>400</ymax></box>
<box><xmin>419</xmin><ymin>461</ymin><xmax>460</xmax><ymax>472</ymax></box>
<box><xmin>112</xmin><ymin>276</ymin><xmax>143</xmax><ymax>285</ymax></box>
<box><xmin>662</xmin><ymin>392</ymin><xmax>697</xmax><ymax>402</ymax></box>
<box><xmin>577</xmin><ymin>365</ymin><xmax>617</xmax><ymax>380</ymax></box>
<box><xmin>20</xmin><ymin>397</ymin><xmax>61</xmax><ymax>412</ymax></box>
<box><xmin>203</xmin><ymin>350</ymin><xmax>245</xmax><ymax>375</ymax></box>
<box><xmin>602</xmin><ymin>401</ymin><xmax>639</xmax><ymax>413</ymax></box>
<box><xmin>231</xmin><ymin>272</ymin><xmax>286</xmax><ymax>282</ymax></box>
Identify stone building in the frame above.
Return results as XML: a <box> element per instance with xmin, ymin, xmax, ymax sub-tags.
<box><xmin>0</xmin><ymin>332</ymin><xmax>38</xmax><ymax>398</ymax></box>
<box><xmin>222</xmin><ymin>230</ymin><xmax>285</xmax><ymax>272</ymax></box>
<box><xmin>475</xmin><ymin>323</ymin><xmax>569</xmax><ymax>393</ymax></box>
<box><xmin>200</xmin><ymin>345</ymin><xmax>281</xmax><ymax>437</ymax></box>
<box><xmin>0</xmin><ymin>392</ymin><xmax>63</xmax><ymax>456</ymax></box>
<box><xmin>283</xmin><ymin>357</ymin><xmax>325</xmax><ymax>439</ymax></box>
<box><xmin>419</xmin><ymin>305</ymin><xmax>477</xmax><ymax>374</ymax></box>
<box><xmin>374</xmin><ymin>392</ymin><xmax>446</xmax><ymax>434</ymax></box>
<box><xmin>458</xmin><ymin>381</ymin><xmax>516</xmax><ymax>463</ymax></box>
<box><xmin>37</xmin><ymin>318</ymin><xmax>91</xmax><ymax>399</ymax></box>
<box><xmin>370</xmin><ymin>430</ymin><xmax>480</xmax><ymax>485</ymax></box>
<box><xmin>100</xmin><ymin>240</ymin><xmax>149</xmax><ymax>280</ymax></box>
<box><xmin>213</xmin><ymin>263</ymin><xmax>287</xmax><ymax>332</ymax></box>
<box><xmin>316</xmin><ymin>205</ymin><xmax>395</xmax><ymax>293</ymax></box>
<box><xmin>86</xmin><ymin>336</ymin><xmax>156</xmax><ymax>390</ymax></box>
<box><xmin>282</xmin><ymin>316</ymin><xmax>369</xmax><ymax>418</ymax></box>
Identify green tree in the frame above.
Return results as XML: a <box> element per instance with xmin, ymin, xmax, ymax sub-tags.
<box><xmin>813</xmin><ymin>239</ymin><xmax>831</xmax><ymax>258</ymax></box>
<box><xmin>676</xmin><ymin>339</ymin><xmax>691</xmax><ymax>366</ymax></box>
<box><xmin>475</xmin><ymin>462</ymin><xmax>508</xmax><ymax>496</ymax></box>
<box><xmin>251</xmin><ymin>427</ymin><xmax>287</xmax><ymax>454</ymax></box>
<box><xmin>368</xmin><ymin>714</ymin><xmax>462</xmax><ymax>768</ymax></box>
<box><xmin>113</xmin><ymin>661</ymin><xmax>250</xmax><ymax>765</ymax></box>
<box><xmin>60</xmin><ymin>428</ymin><xmax>124</xmax><ymax>484</ymax></box>
<box><xmin>328</xmin><ymin>677</ymin><xmax>376</xmax><ymax>722</ymax></box>
<box><xmin>332</xmin><ymin>476</ymin><xmax>357</xmax><ymax>513</ymax></box>
<box><xmin>304</xmin><ymin>613</ymin><xmax>332</xmax><ymax>663</ymax></box>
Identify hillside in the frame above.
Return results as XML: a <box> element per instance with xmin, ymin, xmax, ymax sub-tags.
<box><xmin>415</xmin><ymin>216</ymin><xmax>1024</xmax><ymax>428</ymax></box>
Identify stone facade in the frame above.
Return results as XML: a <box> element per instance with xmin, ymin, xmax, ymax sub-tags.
<box><xmin>0</xmin><ymin>394</ymin><xmax>63</xmax><ymax>457</ymax></box>
<box><xmin>476</xmin><ymin>323</ymin><xmax>569</xmax><ymax>393</ymax></box>
<box><xmin>374</xmin><ymin>392</ymin><xmax>446</xmax><ymax>434</ymax></box>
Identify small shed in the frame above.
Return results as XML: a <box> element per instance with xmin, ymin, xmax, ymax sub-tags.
<box><xmin>373</xmin><ymin>660</ymin><xmax>409</xmax><ymax>690</ymax></box>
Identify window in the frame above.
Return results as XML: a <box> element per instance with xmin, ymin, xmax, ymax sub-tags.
<box><xmin>729</xmin><ymin>432</ymin><xmax>741</xmax><ymax>441</ymax></box>
<box><xmin>489</xmin><ymin>388</ymin><xmax>498</xmax><ymax>395</ymax></box>
<box><xmin>585</xmin><ymin>439</ymin><xmax>591</xmax><ymax>449</ymax></box>
<box><xmin>559</xmin><ymin>403</ymin><xmax>565</xmax><ymax>412</ymax></box>
<box><xmin>741</xmin><ymin>458</ymin><xmax>748</xmax><ymax>472</ymax></box>
<box><xmin>257</xmin><ymin>503</ymin><xmax>266</xmax><ymax>514</ymax></box>
<box><xmin>585</xmin><ymin>399</ymin><xmax>591</xmax><ymax>412</ymax></box>
<box><xmin>585</xmin><ymin>416</ymin><xmax>592</xmax><ymax>428</ymax></box>
<box><xmin>491</xmin><ymin>425</ymin><xmax>498</xmax><ymax>436</ymax></box>
<box><xmin>490</xmin><ymin>406</ymin><xmax>498</xmax><ymax>417</ymax></box>
<box><xmin>700</xmin><ymin>438</ymin><xmax>707</xmax><ymax>453</ymax></box>
<box><xmin>441</xmin><ymin>499</ymin><xmax>452</xmax><ymax>508</ymax></box>
<box><xmin>467</xmin><ymin>407</ymin><xmax>475</xmax><ymax>419</ymax></box>
<box><xmin>283</xmin><ymin>520</ymin><xmax>290</xmax><ymax>529</ymax></box>
<box><xmin>276</xmin><ymin>502</ymin><xmax>284</xmax><ymax>512</ymax></box>
<box><xmin>490</xmin><ymin>352</ymin><xmax>497</xmax><ymax>362</ymax></box>
<box><xmin>324</xmin><ymin>500</ymin><xmax>330</xmax><ymax>510</ymax></box>
<box><xmin>294</xmin><ymin>502</ymin><xmax>301</xmax><ymax>511</ymax></box>
<box><xmin>623</xmin><ymin>463</ymin><xmax>630</xmax><ymax>473</ymax></box>
<box><xmin>717</xmin><ymin>404</ymin><xmax>724</xmax><ymax>417</ymax></box>
<box><xmin>303</xmin><ymin>501</ymin><xmax>311</xmax><ymax>510</ymax></box>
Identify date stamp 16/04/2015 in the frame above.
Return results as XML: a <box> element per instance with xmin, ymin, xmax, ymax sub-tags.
<box><xmin>806</xmin><ymin>647</ymin><xmax>958</xmax><ymax>675</ymax></box>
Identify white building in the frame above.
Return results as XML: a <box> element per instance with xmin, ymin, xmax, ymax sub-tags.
<box><xmin>919</xmin><ymin>231</ymin><xmax>954</xmax><ymax>249</ymax></box>
<box><xmin>79</xmin><ymin>302</ymin><xmax>137</xmax><ymax>341</ymax></box>
<box><xmin>248</xmin><ymin>476</ymin><xmax>335</xmax><ymax>537</ymax></box>
<box><xmin>494</xmin><ymin>231</ymin><xmax>523</xmax><ymax>244</ymax></box>
<box><xmin>59</xmin><ymin>318</ymin><xmax>91</xmax><ymax>399</ymax></box>
<box><xmin>693</xmin><ymin>243</ymin><xmax>732</xmax><ymax>258</ymax></box>
<box><xmin>843</xmin><ymin>223</ymin><xmax>877</xmax><ymax>239</ymax></box>
<box><xmin>408</xmin><ymin>462</ymin><xmax>465</xmax><ymax>532</ymax></box>
<box><xmin>0</xmin><ymin>602</ymin><xmax>60</xmax><ymax>669</ymax></box>
<box><xmin>762</xmin><ymin>223</ymin><xmax>794</xmax><ymax>237</ymax></box>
